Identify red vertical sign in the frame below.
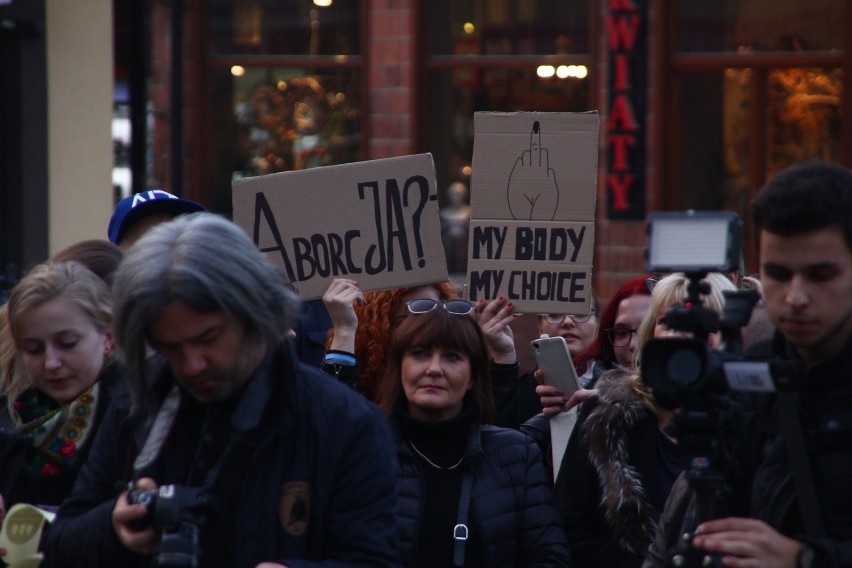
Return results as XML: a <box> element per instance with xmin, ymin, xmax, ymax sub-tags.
<box><xmin>606</xmin><ymin>0</ymin><xmax>647</xmax><ymax>220</ymax></box>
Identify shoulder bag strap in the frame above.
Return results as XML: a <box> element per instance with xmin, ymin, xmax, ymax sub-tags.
<box><xmin>778</xmin><ymin>392</ymin><xmax>827</xmax><ymax>537</ymax></box>
<box><xmin>453</xmin><ymin>469</ymin><xmax>475</xmax><ymax>567</ymax></box>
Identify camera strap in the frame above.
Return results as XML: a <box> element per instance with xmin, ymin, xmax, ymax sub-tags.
<box><xmin>133</xmin><ymin>385</ymin><xmax>182</xmax><ymax>473</ymax></box>
<box><xmin>777</xmin><ymin>392</ymin><xmax>827</xmax><ymax>538</ymax></box>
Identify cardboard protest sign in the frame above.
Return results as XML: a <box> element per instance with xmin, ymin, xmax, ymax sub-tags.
<box><xmin>467</xmin><ymin>112</ymin><xmax>599</xmax><ymax>314</ymax></box>
<box><xmin>232</xmin><ymin>154</ymin><xmax>448</xmax><ymax>299</ymax></box>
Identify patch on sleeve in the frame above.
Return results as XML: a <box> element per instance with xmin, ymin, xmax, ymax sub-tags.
<box><xmin>279</xmin><ymin>481</ymin><xmax>311</xmax><ymax>536</ymax></box>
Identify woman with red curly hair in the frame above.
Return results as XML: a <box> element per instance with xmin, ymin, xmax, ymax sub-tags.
<box><xmin>321</xmin><ymin>278</ymin><xmax>518</xmax><ymax>405</ymax></box>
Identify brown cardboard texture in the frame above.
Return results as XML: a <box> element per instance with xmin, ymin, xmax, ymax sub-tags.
<box><xmin>467</xmin><ymin>111</ymin><xmax>599</xmax><ymax>314</ymax></box>
<box><xmin>232</xmin><ymin>154</ymin><xmax>448</xmax><ymax>299</ymax></box>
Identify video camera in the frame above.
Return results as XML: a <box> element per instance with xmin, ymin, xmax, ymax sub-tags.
<box><xmin>641</xmin><ymin>211</ymin><xmax>801</xmax><ymax>408</ymax></box>
<box><xmin>128</xmin><ymin>484</ymin><xmax>215</xmax><ymax>568</ymax></box>
<box><xmin>640</xmin><ymin>211</ymin><xmax>803</xmax><ymax>568</ymax></box>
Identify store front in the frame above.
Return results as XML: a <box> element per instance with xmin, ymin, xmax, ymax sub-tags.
<box><xmin>141</xmin><ymin>0</ymin><xmax>851</xmax><ymax>289</ymax></box>
<box><xmin>1</xmin><ymin>1</ymin><xmax>848</xmax><ymax>288</ymax></box>
<box><xmin>660</xmin><ymin>0</ymin><xmax>850</xmax><ymax>267</ymax></box>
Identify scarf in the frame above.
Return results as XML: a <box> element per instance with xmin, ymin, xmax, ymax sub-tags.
<box><xmin>14</xmin><ymin>383</ymin><xmax>100</xmax><ymax>475</ymax></box>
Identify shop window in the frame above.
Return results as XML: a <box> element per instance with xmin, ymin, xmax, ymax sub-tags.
<box><xmin>205</xmin><ymin>0</ymin><xmax>361</xmax><ymax>214</ymax></box>
<box><xmin>210</xmin><ymin>0</ymin><xmax>359</xmax><ymax>56</ymax></box>
<box><xmin>666</xmin><ymin>0</ymin><xmax>846</xmax><ymax>268</ymax></box>
<box><xmin>425</xmin><ymin>0</ymin><xmax>591</xmax><ymax>203</ymax></box>
<box><xmin>225</xmin><ymin>68</ymin><xmax>360</xmax><ymax>178</ymax></box>
<box><xmin>675</xmin><ymin>0</ymin><xmax>845</xmax><ymax>53</ymax></box>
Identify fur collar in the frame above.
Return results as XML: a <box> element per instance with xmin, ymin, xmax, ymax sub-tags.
<box><xmin>582</xmin><ymin>369</ymin><xmax>657</xmax><ymax>554</ymax></box>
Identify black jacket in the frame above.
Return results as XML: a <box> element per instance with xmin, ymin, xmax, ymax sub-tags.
<box><xmin>554</xmin><ymin>371</ymin><xmax>680</xmax><ymax>568</ymax></box>
<box><xmin>392</xmin><ymin>415</ymin><xmax>571</xmax><ymax>567</ymax></box>
<box><xmin>41</xmin><ymin>343</ymin><xmax>399</xmax><ymax>568</ymax></box>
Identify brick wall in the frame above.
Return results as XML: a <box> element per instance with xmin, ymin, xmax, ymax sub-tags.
<box><xmin>367</xmin><ymin>0</ymin><xmax>416</xmax><ymax>159</ymax></box>
<box><xmin>150</xmin><ymin>2</ymin><xmax>172</xmax><ymax>191</ymax></box>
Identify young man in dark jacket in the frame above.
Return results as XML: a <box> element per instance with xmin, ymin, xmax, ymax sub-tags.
<box><xmin>42</xmin><ymin>213</ymin><xmax>399</xmax><ymax>568</ymax></box>
<box><xmin>644</xmin><ymin>161</ymin><xmax>852</xmax><ymax>568</ymax></box>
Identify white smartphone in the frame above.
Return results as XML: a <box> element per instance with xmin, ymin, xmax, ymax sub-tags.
<box><xmin>531</xmin><ymin>334</ymin><xmax>580</xmax><ymax>396</ymax></box>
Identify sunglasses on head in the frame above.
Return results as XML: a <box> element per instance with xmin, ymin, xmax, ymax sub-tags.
<box><xmin>406</xmin><ymin>298</ymin><xmax>475</xmax><ymax>316</ymax></box>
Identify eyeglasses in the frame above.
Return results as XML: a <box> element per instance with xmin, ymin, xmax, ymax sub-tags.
<box><xmin>606</xmin><ymin>327</ymin><xmax>638</xmax><ymax>347</ymax></box>
<box><xmin>406</xmin><ymin>298</ymin><xmax>475</xmax><ymax>316</ymax></box>
<box><xmin>543</xmin><ymin>310</ymin><xmax>597</xmax><ymax>325</ymax></box>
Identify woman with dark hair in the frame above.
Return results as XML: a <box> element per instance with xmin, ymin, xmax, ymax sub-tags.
<box><xmin>322</xmin><ymin>279</ymin><xmax>461</xmax><ymax>400</ymax></box>
<box><xmin>322</xmin><ymin>278</ymin><xmax>519</xmax><ymax>408</ymax></box>
<box><xmin>50</xmin><ymin>240</ymin><xmax>124</xmax><ymax>287</ymax></box>
<box><xmin>378</xmin><ymin>300</ymin><xmax>571</xmax><ymax>567</ymax></box>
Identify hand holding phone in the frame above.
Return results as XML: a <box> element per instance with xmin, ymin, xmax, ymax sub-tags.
<box><xmin>531</xmin><ymin>334</ymin><xmax>580</xmax><ymax>397</ymax></box>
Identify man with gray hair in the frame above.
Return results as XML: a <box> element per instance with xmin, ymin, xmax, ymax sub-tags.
<box><xmin>42</xmin><ymin>213</ymin><xmax>399</xmax><ymax>568</ymax></box>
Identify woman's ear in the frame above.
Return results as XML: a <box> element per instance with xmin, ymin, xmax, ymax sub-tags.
<box><xmin>104</xmin><ymin>330</ymin><xmax>115</xmax><ymax>355</ymax></box>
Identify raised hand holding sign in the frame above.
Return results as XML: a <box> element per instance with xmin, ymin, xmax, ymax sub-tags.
<box><xmin>507</xmin><ymin>121</ymin><xmax>559</xmax><ymax>220</ymax></box>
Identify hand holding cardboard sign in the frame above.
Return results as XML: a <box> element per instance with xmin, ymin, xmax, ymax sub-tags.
<box><xmin>473</xmin><ymin>297</ymin><xmax>517</xmax><ymax>364</ymax></box>
<box><xmin>323</xmin><ymin>278</ymin><xmax>366</xmax><ymax>354</ymax></box>
<box><xmin>507</xmin><ymin>121</ymin><xmax>559</xmax><ymax>220</ymax></box>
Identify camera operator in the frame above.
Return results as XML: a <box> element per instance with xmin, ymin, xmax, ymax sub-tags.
<box><xmin>41</xmin><ymin>213</ymin><xmax>399</xmax><ymax>567</ymax></box>
<box><xmin>644</xmin><ymin>161</ymin><xmax>852</xmax><ymax>568</ymax></box>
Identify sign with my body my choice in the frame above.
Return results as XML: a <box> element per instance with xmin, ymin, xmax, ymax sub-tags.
<box><xmin>232</xmin><ymin>154</ymin><xmax>448</xmax><ymax>299</ymax></box>
<box><xmin>467</xmin><ymin>111</ymin><xmax>599</xmax><ymax>314</ymax></box>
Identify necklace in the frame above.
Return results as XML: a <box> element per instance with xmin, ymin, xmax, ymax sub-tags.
<box><xmin>408</xmin><ymin>441</ymin><xmax>464</xmax><ymax>470</ymax></box>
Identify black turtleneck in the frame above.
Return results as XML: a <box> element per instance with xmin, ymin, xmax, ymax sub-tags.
<box><xmin>394</xmin><ymin>400</ymin><xmax>482</xmax><ymax>567</ymax></box>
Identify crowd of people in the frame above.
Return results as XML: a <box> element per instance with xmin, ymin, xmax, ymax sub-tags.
<box><xmin>0</xmin><ymin>159</ymin><xmax>849</xmax><ymax>567</ymax></box>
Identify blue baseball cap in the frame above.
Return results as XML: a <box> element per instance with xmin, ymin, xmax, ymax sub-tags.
<box><xmin>108</xmin><ymin>190</ymin><xmax>206</xmax><ymax>244</ymax></box>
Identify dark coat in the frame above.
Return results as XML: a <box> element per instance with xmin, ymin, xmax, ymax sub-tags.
<box><xmin>490</xmin><ymin>362</ymin><xmax>540</xmax><ymax>430</ymax></box>
<box><xmin>554</xmin><ymin>370</ymin><xmax>674</xmax><ymax>568</ymax></box>
<box><xmin>392</xmin><ymin>417</ymin><xmax>571</xmax><ymax>568</ymax></box>
<box><xmin>644</xmin><ymin>332</ymin><xmax>852</xmax><ymax>568</ymax></box>
<box><xmin>0</xmin><ymin>362</ymin><xmax>126</xmax><ymax>511</ymax></box>
<box><xmin>41</xmin><ymin>344</ymin><xmax>400</xmax><ymax>568</ymax></box>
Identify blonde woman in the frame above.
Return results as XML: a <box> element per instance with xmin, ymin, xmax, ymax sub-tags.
<box><xmin>553</xmin><ymin>272</ymin><xmax>736</xmax><ymax>568</ymax></box>
<box><xmin>0</xmin><ymin>262</ymin><xmax>121</xmax><ymax>517</ymax></box>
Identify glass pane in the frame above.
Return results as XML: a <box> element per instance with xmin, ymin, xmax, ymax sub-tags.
<box><xmin>429</xmin><ymin>0</ymin><xmax>589</xmax><ymax>55</ymax></box>
<box><xmin>722</xmin><ymin>68</ymin><xmax>752</xmax><ymax>217</ymax></box>
<box><xmin>428</xmin><ymin>64</ymin><xmax>589</xmax><ymax>219</ymax></box>
<box><xmin>767</xmin><ymin>67</ymin><xmax>843</xmax><ymax>176</ymax></box>
<box><xmin>207</xmin><ymin>67</ymin><xmax>361</xmax><ymax>214</ymax></box>
<box><xmin>675</xmin><ymin>73</ymin><xmax>729</xmax><ymax>211</ymax></box>
<box><xmin>676</xmin><ymin>0</ymin><xmax>844</xmax><ymax>52</ymax></box>
<box><xmin>674</xmin><ymin>67</ymin><xmax>843</xmax><ymax>219</ymax></box>
<box><xmin>209</xmin><ymin>0</ymin><xmax>359</xmax><ymax>56</ymax></box>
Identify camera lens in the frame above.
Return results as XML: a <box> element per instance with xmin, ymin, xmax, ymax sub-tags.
<box><xmin>666</xmin><ymin>348</ymin><xmax>703</xmax><ymax>386</ymax></box>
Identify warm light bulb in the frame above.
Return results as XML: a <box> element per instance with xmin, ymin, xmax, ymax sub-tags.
<box><xmin>231</xmin><ymin>65</ymin><xmax>246</xmax><ymax>77</ymax></box>
<box><xmin>536</xmin><ymin>65</ymin><xmax>555</xmax><ymax>78</ymax></box>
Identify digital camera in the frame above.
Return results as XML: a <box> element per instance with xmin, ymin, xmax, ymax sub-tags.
<box><xmin>128</xmin><ymin>484</ymin><xmax>212</xmax><ymax>568</ymax></box>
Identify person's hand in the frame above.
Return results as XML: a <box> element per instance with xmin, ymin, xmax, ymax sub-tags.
<box><xmin>535</xmin><ymin>379</ymin><xmax>595</xmax><ymax>416</ymax></box>
<box><xmin>690</xmin><ymin>517</ymin><xmax>802</xmax><ymax>568</ymax></box>
<box><xmin>507</xmin><ymin>121</ymin><xmax>559</xmax><ymax>220</ymax></box>
<box><xmin>322</xmin><ymin>278</ymin><xmax>365</xmax><ymax>352</ymax></box>
<box><xmin>473</xmin><ymin>297</ymin><xmax>517</xmax><ymax>364</ymax></box>
<box><xmin>112</xmin><ymin>477</ymin><xmax>159</xmax><ymax>555</ymax></box>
